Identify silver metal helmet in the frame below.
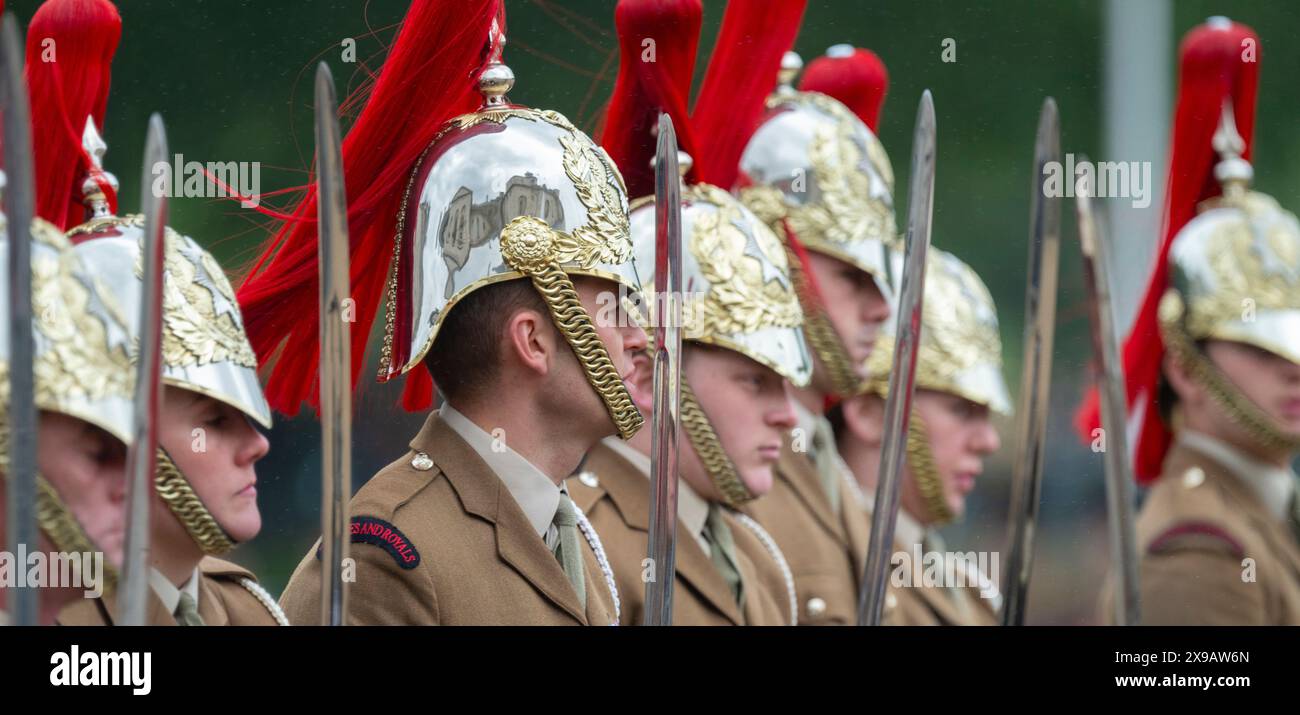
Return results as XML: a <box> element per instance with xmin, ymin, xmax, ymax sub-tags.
<box><xmin>860</xmin><ymin>246</ymin><xmax>1009</xmax><ymax>525</ymax></box>
<box><xmin>628</xmin><ymin>174</ymin><xmax>811</xmax><ymax>507</ymax></box>
<box><xmin>1159</xmin><ymin>103</ymin><xmax>1300</xmax><ymax>452</ymax></box>
<box><xmin>1163</xmin><ymin>107</ymin><xmax>1300</xmax><ymax>367</ymax></box>
<box><xmin>864</xmin><ymin>248</ymin><xmax>1012</xmax><ymax>416</ymax></box>
<box><xmin>67</xmin><ymin>123</ymin><xmax>271</xmax><ymax>430</ymax></box>
<box><xmin>736</xmin><ymin>51</ymin><xmax>897</xmax><ymax>299</ymax></box>
<box><xmin>0</xmin><ymin>215</ymin><xmax>134</xmax><ymax>444</ymax></box>
<box><xmin>630</xmin><ymin>181</ymin><xmax>812</xmax><ymax>388</ymax></box>
<box><xmin>379</xmin><ymin>60</ymin><xmax>644</xmax><ymax>439</ymax></box>
<box><xmin>1</xmin><ymin>203</ymin><xmax>135</xmax><ymax>570</ymax></box>
<box><xmin>65</xmin><ymin>122</ymin><xmax>270</xmax><ymax>556</ymax></box>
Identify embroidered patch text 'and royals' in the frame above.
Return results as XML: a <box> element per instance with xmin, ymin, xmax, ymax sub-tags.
<box><xmin>317</xmin><ymin>516</ymin><xmax>421</xmax><ymax>569</ymax></box>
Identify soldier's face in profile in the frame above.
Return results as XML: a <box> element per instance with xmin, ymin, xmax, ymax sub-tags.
<box><xmin>904</xmin><ymin>390</ymin><xmax>1000</xmax><ymax>523</ymax></box>
<box><xmin>563</xmin><ymin>276</ymin><xmax>648</xmax><ymax>434</ymax></box>
<box><xmin>681</xmin><ymin>347</ymin><xmax>798</xmax><ymax>498</ymax></box>
<box><xmin>157</xmin><ymin>387</ymin><xmax>269</xmax><ymax>544</ymax></box>
<box><xmin>1196</xmin><ymin>340</ymin><xmax>1300</xmax><ymax>448</ymax></box>
<box><xmin>804</xmin><ymin>251</ymin><xmax>890</xmax><ymax>386</ymax></box>
<box><xmin>35</xmin><ymin>412</ymin><xmax>128</xmax><ymax>567</ymax></box>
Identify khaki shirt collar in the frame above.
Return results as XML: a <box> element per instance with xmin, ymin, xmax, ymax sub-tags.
<box><xmin>1178</xmin><ymin>430</ymin><xmax>1297</xmax><ymax>522</ymax></box>
<box><xmin>793</xmin><ymin>400</ymin><xmax>819</xmax><ymax>447</ymax></box>
<box><xmin>148</xmin><ymin>566</ymin><xmax>201</xmax><ymax>616</ymax></box>
<box><xmin>441</xmin><ymin>403</ymin><xmax>562</xmax><ymax>542</ymax></box>
<box><xmin>860</xmin><ymin>490</ymin><xmax>927</xmax><ymax>550</ymax></box>
<box><xmin>601</xmin><ymin>436</ymin><xmax>712</xmax><ymax>553</ymax></box>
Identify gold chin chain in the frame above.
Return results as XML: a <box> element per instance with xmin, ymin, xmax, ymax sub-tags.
<box><xmin>781</xmin><ymin>238</ymin><xmax>862</xmax><ymax>397</ymax></box>
<box><xmin>679</xmin><ymin>377</ymin><xmax>755</xmax><ymax>508</ymax></box>
<box><xmin>862</xmin><ymin>384</ymin><xmax>954</xmax><ymax>526</ymax></box>
<box><xmin>500</xmin><ymin>216</ymin><xmax>644</xmax><ymax>440</ymax></box>
<box><xmin>155</xmin><ymin>448</ymin><xmax>237</xmax><ymax>555</ymax></box>
<box><xmin>1</xmin><ymin>421</ymin><xmax>120</xmax><ymax>591</ymax></box>
<box><xmin>1160</xmin><ymin>291</ymin><xmax>1300</xmax><ymax>456</ymax></box>
<box><xmin>906</xmin><ymin>413</ymin><xmax>954</xmax><ymax>526</ymax></box>
<box><xmin>35</xmin><ymin>475</ymin><xmax>118</xmax><ymax>591</ymax></box>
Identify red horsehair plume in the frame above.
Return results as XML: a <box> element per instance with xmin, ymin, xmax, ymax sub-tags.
<box><xmin>599</xmin><ymin>0</ymin><xmax>702</xmax><ymax>200</ymax></box>
<box><xmin>25</xmin><ymin>0</ymin><xmax>121</xmax><ymax>230</ymax></box>
<box><xmin>236</xmin><ymin>0</ymin><xmax>502</xmax><ymax>416</ymax></box>
<box><xmin>799</xmin><ymin>45</ymin><xmax>889</xmax><ymax>133</ymax></box>
<box><xmin>690</xmin><ymin>0</ymin><xmax>807</xmax><ymax>190</ymax></box>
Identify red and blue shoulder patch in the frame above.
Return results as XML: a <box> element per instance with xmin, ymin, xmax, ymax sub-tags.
<box><xmin>317</xmin><ymin>516</ymin><xmax>421</xmax><ymax>569</ymax></box>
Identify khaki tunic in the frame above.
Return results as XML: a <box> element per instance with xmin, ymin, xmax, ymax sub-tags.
<box><xmin>1101</xmin><ymin>444</ymin><xmax>1300</xmax><ymax>625</ymax></box>
<box><xmin>278</xmin><ymin>412</ymin><xmax>618</xmax><ymax>625</ymax></box>
<box><xmin>743</xmin><ymin>441</ymin><xmax>869</xmax><ymax>625</ymax></box>
<box><xmin>879</xmin><ymin>541</ymin><xmax>998</xmax><ymax>626</ymax></box>
<box><xmin>57</xmin><ymin>557</ymin><xmax>285</xmax><ymax>626</ymax></box>
<box><xmin>569</xmin><ymin>441</ymin><xmax>795</xmax><ymax>625</ymax></box>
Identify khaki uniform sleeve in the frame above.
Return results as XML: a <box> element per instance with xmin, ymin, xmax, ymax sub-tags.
<box><xmin>1140</xmin><ymin>536</ymin><xmax>1266</xmax><ymax>626</ymax></box>
<box><xmin>279</xmin><ymin>535</ymin><xmax>441</xmax><ymax>626</ymax></box>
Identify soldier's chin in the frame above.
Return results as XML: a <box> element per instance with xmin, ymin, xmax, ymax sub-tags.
<box><xmin>938</xmin><ymin>488</ymin><xmax>966</xmax><ymax>523</ymax></box>
<box><xmin>90</xmin><ymin>531</ymin><xmax>126</xmax><ymax>570</ymax></box>
<box><xmin>215</xmin><ymin>507</ymin><xmax>262</xmax><ymax>545</ymax></box>
<box><xmin>1271</xmin><ymin>409</ymin><xmax>1300</xmax><ymax>437</ymax></box>
<box><xmin>738</xmin><ymin>464</ymin><xmax>774</xmax><ymax>498</ymax></box>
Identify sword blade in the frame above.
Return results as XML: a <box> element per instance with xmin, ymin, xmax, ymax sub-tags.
<box><xmin>644</xmin><ymin>113</ymin><xmax>682</xmax><ymax>626</ymax></box>
<box><xmin>1</xmin><ymin>12</ymin><xmax>39</xmax><ymax>627</ymax></box>
<box><xmin>859</xmin><ymin>90</ymin><xmax>936</xmax><ymax>626</ymax></box>
<box><xmin>1075</xmin><ymin>167</ymin><xmax>1140</xmax><ymax>625</ymax></box>
<box><xmin>118</xmin><ymin>114</ymin><xmax>168</xmax><ymax>626</ymax></box>
<box><xmin>315</xmin><ymin>62</ymin><xmax>352</xmax><ymax>626</ymax></box>
<box><xmin>1000</xmin><ymin>97</ymin><xmax>1062</xmax><ymax>626</ymax></box>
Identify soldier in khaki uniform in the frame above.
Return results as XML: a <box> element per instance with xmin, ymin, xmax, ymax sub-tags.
<box><xmin>0</xmin><ymin>211</ymin><xmax>136</xmax><ymax>625</ymax></box>
<box><xmin>1091</xmin><ymin>18</ymin><xmax>1300</xmax><ymax>625</ymax></box>
<box><xmin>564</xmin><ymin>0</ymin><xmax>805</xmax><ymax>627</ymax></box>
<box><xmin>245</xmin><ymin>1</ymin><xmax>645</xmax><ymax>625</ymax></box>
<box><xmin>712</xmin><ymin>35</ymin><xmax>895</xmax><ymax>624</ymax></box>
<box><xmin>58</xmin><ymin>557</ymin><xmax>285</xmax><ymax>626</ymax></box>
<box><xmin>55</xmin><ymin>203</ymin><xmax>285</xmax><ymax>626</ymax></box>
<box><xmin>22</xmin><ymin>0</ymin><xmax>285</xmax><ymax>627</ymax></box>
<box><xmin>54</xmin><ymin>197</ymin><xmax>285</xmax><ymax>626</ymax></box>
<box><xmin>834</xmin><ymin>248</ymin><xmax>1009</xmax><ymax>626</ymax></box>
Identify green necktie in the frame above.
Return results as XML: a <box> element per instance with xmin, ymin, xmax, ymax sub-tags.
<box><xmin>175</xmin><ymin>591</ymin><xmax>205</xmax><ymax>627</ymax></box>
<box><xmin>704</xmin><ymin>504</ymin><xmax>745</xmax><ymax>610</ymax></box>
<box><xmin>552</xmin><ymin>493</ymin><xmax>587</xmax><ymax>611</ymax></box>
<box><xmin>811</xmin><ymin>416</ymin><xmax>843</xmax><ymax>513</ymax></box>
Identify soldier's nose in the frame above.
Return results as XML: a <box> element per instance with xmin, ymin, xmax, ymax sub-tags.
<box><xmin>768</xmin><ymin>392</ymin><xmax>799</xmax><ymax>430</ymax></box>
<box><xmin>237</xmin><ymin>417</ymin><xmax>271</xmax><ymax>466</ymax></box>
<box><xmin>623</xmin><ymin>323</ymin><xmax>649</xmax><ymax>354</ymax></box>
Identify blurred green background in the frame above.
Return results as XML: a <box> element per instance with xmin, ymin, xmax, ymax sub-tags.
<box><xmin>14</xmin><ymin>0</ymin><xmax>1299</xmax><ymax>624</ymax></box>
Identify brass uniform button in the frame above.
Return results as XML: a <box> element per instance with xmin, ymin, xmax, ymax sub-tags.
<box><xmin>1182</xmin><ymin>466</ymin><xmax>1206</xmax><ymax>489</ymax></box>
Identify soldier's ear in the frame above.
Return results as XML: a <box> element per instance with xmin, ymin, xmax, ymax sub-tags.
<box><xmin>842</xmin><ymin>394</ymin><xmax>885</xmax><ymax>448</ymax></box>
<box><xmin>1161</xmin><ymin>350</ymin><xmax>1201</xmax><ymax>409</ymax></box>
<box><xmin>504</xmin><ymin>306</ymin><xmax>557</xmax><ymax>378</ymax></box>
<box><xmin>625</xmin><ymin>350</ymin><xmax>655</xmax><ymax>411</ymax></box>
